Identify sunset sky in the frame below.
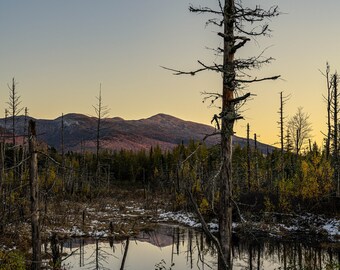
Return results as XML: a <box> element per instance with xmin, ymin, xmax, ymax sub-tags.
<box><xmin>1</xmin><ymin>0</ymin><xmax>340</xmax><ymax>146</ymax></box>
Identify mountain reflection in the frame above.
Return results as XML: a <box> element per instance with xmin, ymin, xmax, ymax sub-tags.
<box><xmin>60</xmin><ymin>225</ymin><xmax>340</xmax><ymax>270</ymax></box>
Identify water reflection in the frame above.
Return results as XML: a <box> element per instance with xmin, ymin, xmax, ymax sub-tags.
<box><xmin>60</xmin><ymin>225</ymin><xmax>340</xmax><ymax>270</ymax></box>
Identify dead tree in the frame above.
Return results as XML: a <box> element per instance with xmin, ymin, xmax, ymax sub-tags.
<box><xmin>61</xmin><ymin>113</ymin><xmax>66</xmax><ymax>193</ymax></box>
<box><xmin>163</xmin><ymin>1</ymin><xmax>279</xmax><ymax>268</ymax></box>
<box><xmin>323</xmin><ymin>63</ymin><xmax>332</xmax><ymax>159</ymax></box>
<box><xmin>120</xmin><ymin>237</ymin><xmax>130</xmax><ymax>270</ymax></box>
<box><xmin>93</xmin><ymin>84</ymin><xmax>109</xmax><ymax>179</ymax></box>
<box><xmin>254</xmin><ymin>133</ymin><xmax>259</xmax><ymax>188</ymax></box>
<box><xmin>29</xmin><ymin>120</ymin><xmax>41</xmax><ymax>270</ymax></box>
<box><xmin>279</xmin><ymin>92</ymin><xmax>284</xmax><ymax>155</ymax></box>
<box><xmin>20</xmin><ymin>107</ymin><xmax>29</xmax><ymax>189</ymax></box>
<box><xmin>321</xmin><ymin>65</ymin><xmax>340</xmax><ymax>197</ymax></box>
<box><xmin>278</xmin><ymin>92</ymin><xmax>290</xmax><ymax>178</ymax></box>
<box><xmin>288</xmin><ymin>107</ymin><xmax>312</xmax><ymax>155</ymax></box>
<box><xmin>331</xmin><ymin>74</ymin><xmax>340</xmax><ymax>197</ymax></box>
<box><xmin>7</xmin><ymin>78</ymin><xmax>23</xmax><ymax>182</ymax></box>
<box><xmin>247</xmin><ymin>123</ymin><xmax>251</xmax><ymax>192</ymax></box>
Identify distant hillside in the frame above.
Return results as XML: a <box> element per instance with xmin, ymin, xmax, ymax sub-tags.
<box><xmin>0</xmin><ymin>113</ymin><xmax>275</xmax><ymax>153</ymax></box>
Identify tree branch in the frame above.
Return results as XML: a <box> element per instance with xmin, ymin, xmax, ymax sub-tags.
<box><xmin>160</xmin><ymin>65</ymin><xmax>208</xmax><ymax>76</ymax></box>
<box><xmin>230</xmin><ymin>92</ymin><xmax>251</xmax><ymax>104</ymax></box>
<box><xmin>236</xmin><ymin>75</ymin><xmax>280</xmax><ymax>83</ymax></box>
<box><xmin>186</xmin><ymin>189</ymin><xmax>228</xmax><ymax>269</ymax></box>
<box><xmin>231</xmin><ymin>37</ymin><xmax>250</xmax><ymax>54</ymax></box>
<box><xmin>189</xmin><ymin>5</ymin><xmax>223</xmax><ymax>15</ymax></box>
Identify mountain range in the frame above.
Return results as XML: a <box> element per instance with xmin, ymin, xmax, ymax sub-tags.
<box><xmin>0</xmin><ymin>113</ymin><xmax>274</xmax><ymax>153</ymax></box>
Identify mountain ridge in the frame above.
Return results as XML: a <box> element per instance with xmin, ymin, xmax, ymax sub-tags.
<box><xmin>0</xmin><ymin>113</ymin><xmax>275</xmax><ymax>153</ymax></box>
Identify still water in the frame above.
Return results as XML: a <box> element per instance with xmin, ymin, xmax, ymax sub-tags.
<box><xmin>61</xmin><ymin>225</ymin><xmax>339</xmax><ymax>270</ymax></box>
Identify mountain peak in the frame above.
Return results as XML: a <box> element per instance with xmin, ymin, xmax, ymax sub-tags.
<box><xmin>147</xmin><ymin>113</ymin><xmax>182</xmax><ymax>122</ymax></box>
<box><xmin>54</xmin><ymin>113</ymin><xmax>90</xmax><ymax>121</ymax></box>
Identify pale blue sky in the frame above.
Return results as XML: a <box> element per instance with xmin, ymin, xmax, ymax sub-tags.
<box><xmin>1</xmin><ymin>0</ymin><xmax>340</xmax><ymax>145</ymax></box>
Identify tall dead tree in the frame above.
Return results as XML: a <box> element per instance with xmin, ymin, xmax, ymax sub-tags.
<box><xmin>20</xmin><ymin>107</ymin><xmax>29</xmax><ymax>188</ymax></box>
<box><xmin>278</xmin><ymin>92</ymin><xmax>290</xmax><ymax>154</ymax></box>
<box><xmin>331</xmin><ymin>74</ymin><xmax>340</xmax><ymax>197</ymax></box>
<box><xmin>278</xmin><ymin>92</ymin><xmax>290</xmax><ymax>178</ymax></box>
<box><xmin>29</xmin><ymin>120</ymin><xmax>41</xmax><ymax>270</ymax></box>
<box><xmin>279</xmin><ymin>92</ymin><xmax>284</xmax><ymax>154</ymax></box>
<box><xmin>7</xmin><ymin>78</ymin><xmax>23</xmax><ymax>182</ymax></box>
<box><xmin>0</xmin><ymin>110</ymin><xmax>8</xmax><ymax>204</ymax></box>
<box><xmin>61</xmin><ymin>113</ymin><xmax>66</xmax><ymax>193</ymax></box>
<box><xmin>163</xmin><ymin>1</ymin><xmax>279</xmax><ymax>268</ymax></box>
<box><xmin>247</xmin><ymin>123</ymin><xmax>251</xmax><ymax>192</ymax></box>
<box><xmin>93</xmin><ymin>84</ymin><xmax>109</xmax><ymax>179</ymax></box>
<box><xmin>321</xmin><ymin>65</ymin><xmax>340</xmax><ymax>197</ymax></box>
<box><xmin>254</xmin><ymin>133</ymin><xmax>259</xmax><ymax>188</ymax></box>
<box><xmin>323</xmin><ymin>63</ymin><xmax>332</xmax><ymax>159</ymax></box>
<box><xmin>288</xmin><ymin>107</ymin><xmax>312</xmax><ymax>155</ymax></box>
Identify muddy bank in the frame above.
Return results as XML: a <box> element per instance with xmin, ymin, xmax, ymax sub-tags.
<box><xmin>1</xmin><ymin>193</ymin><xmax>339</xmax><ymax>258</ymax></box>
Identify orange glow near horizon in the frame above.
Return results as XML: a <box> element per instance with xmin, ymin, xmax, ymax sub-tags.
<box><xmin>1</xmin><ymin>0</ymin><xmax>339</xmax><ymax>147</ymax></box>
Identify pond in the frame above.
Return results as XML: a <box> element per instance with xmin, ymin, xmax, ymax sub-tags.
<box><xmin>60</xmin><ymin>225</ymin><xmax>340</xmax><ymax>270</ymax></box>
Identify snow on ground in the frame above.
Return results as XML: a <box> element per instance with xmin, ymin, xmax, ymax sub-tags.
<box><xmin>29</xmin><ymin>199</ymin><xmax>340</xmax><ymax>243</ymax></box>
<box><xmin>0</xmin><ymin>245</ymin><xmax>17</xmax><ymax>251</ymax></box>
<box><xmin>158</xmin><ymin>211</ymin><xmax>236</xmax><ymax>233</ymax></box>
<box><xmin>159</xmin><ymin>211</ymin><xmax>200</xmax><ymax>228</ymax></box>
<box><xmin>157</xmin><ymin>211</ymin><xmax>340</xmax><ymax>242</ymax></box>
<box><xmin>322</xmin><ymin>219</ymin><xmax>340</xmax><ymax>238</ymax></box>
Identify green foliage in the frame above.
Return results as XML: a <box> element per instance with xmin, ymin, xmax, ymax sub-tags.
<box><xmin>325</xmin><ymin>262</ymin><xmax>340</xmax><ymax>270</ymax></box>
<box><xmin>277</xmin><ymin>177</ymin><xmax>297</xmax><ymax>212</ymax></box>
<box><xmin>199</xmin><ymin>197</ymin><xmax>210</xmax><ymax>215</ymax></box>
<box><xmin>299</xmin><ymin>150</ymin><xmax>333</xmax><ymax>200</ymax></box>
<box><xmin>264</xmin><ymin>196</ymin><xmax>275</xmax><ymax>212</ymax></box>
<box><xmin>0</xmin><ymin>250</ymin><xmax>26</xmax><ymax>270</ymax></box>
<box><xmin>175</xmin><ymin>193</ymin><xmax>186</xmax><ymax>210</ymax></box>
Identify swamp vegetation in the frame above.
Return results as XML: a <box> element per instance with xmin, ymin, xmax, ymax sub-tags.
<box><xmin>0</xmin><ymin>135</ymin><xmax>339</xmax><ymax>269</ymax></box>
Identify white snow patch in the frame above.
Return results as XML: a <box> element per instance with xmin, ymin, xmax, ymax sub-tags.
<box><xmin>159</xmin><ymin>211</ymin><xmax>199</xmax><ymax>227</ymax></box>
<box><xmin>64</xmin><ymin>119</ymin><xmax>79</xmax><ymax>127</ymax></box>
<box><xmin>207</xmin><ymin>222</ymin><xmax>219</xmax><ymax>232</ymax></box>
<box><xmin>91</xmin><ymin>230</ymin><xmax>108</xmax><ymax>238</ymax></box>
<box><xmin>322</xmin><ymin>219</ymin><xmax>340</xmax><ymax>237</ymax></box>
<box><xmin>70</xmin><ymin>226</ymin><xmax>86</xmax><ymax>237</ymax></box>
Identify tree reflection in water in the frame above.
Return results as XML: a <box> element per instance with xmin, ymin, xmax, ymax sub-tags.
<box><xmin>60</xmin><ymin>226</ymin><xmax>339</xmax><ymax>270</ymax></box>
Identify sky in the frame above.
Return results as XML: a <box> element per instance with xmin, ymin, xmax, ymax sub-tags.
<box><xmin>1</xmin><ymin>0</ymin><xmax>340</xmax><ymax>146</ymax></box>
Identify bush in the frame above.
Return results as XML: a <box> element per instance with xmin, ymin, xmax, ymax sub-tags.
<box><xmin>0</xmin><ymin>250</ymin><xmax>25</xmax><ymax>270</ymax></box>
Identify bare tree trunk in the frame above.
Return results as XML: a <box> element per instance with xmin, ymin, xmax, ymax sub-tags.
<box><xmin>279</xmin><ymin>92</ymin><xmax>284</xmax><ymax>155</ymax></box>
<box><xmin>7</xmin><ymin>78</ymin><xmax>23</xmax><ymax>184</ymax></box>
<box><xmin>332</xmin><ymin>74</ymin><xmax>339</xmax><ymax>197</ymax></box>
<box><xmin>93</xmin><ymin>84</ymin><xmax>109</xmax><ymax>183</ymax></box>
<box><xmin>120</xmin><ymin>237</ymin><xmax>130</xmax><ymax>270</ymax></box>
<box><xmin>326</xmin><ymin>64</ymin><xmax>331</xmax><ymax>159</ymax></box>
<box><xmin>29</xmin><ymin>120</ymin><xmax>41</xmax><ymax>270</ymax></box>
<box><xmin>0</xmin><ymin>142</ymin><xmax>3</xmax><ymax>196</ymax></box>
<box><xmin>21</xmin><ymin>107</ymin><xmax>29</xmax><ymax>190</ymax></box>
<box><xmin>61</xmin><ymin>113</ymin><xmax>66</xmax><ymax>194</ymax></box>
<box><xmin>247</xmin><ymin>123</ymin><xmax>251</xmax><ymax>192</ymax></box>
<box><xmin>95</xmin><ymin>239</ymin><xmax>99</xmax><ymax>270</ymax></box>
<box><xmin>219</xmin><ymin>1</ymin><xmax>235</xmax><ymax>268</ymax></box>
<box><xmin>296</xmin><ymin>129</ymin><xmax>300</xmax><ymax>156</ymax></box>
<box><xmin>254</xmin><ymin>133</ymin><xmax>259</xmax><ymax>189</ymax></box>
<box><xmin>279</xmin><ymin>92</ymin><xmax>285</xmax><ymax>179</ymax></box>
